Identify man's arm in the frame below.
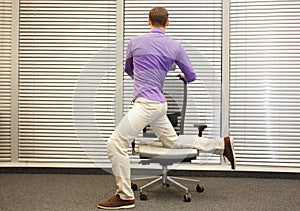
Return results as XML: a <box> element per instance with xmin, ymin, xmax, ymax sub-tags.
<box><xmin>124</xmin><ymin>41</ymin><xmax>134</xmax><ymax>79</ymax></box>
<box><xmin>124</xmin><ymin>57</ymin><xmax>134</xmax><ymax>79</ymax></box>
<box><xmin>176</xmin><ymin>62</ymin><xmax>196</xmax><ymax>83</ymax></box>
<box><xmin>175</xmin><ymin>45</ymin><xmax>196</xmax><ymax>83</ymax></box>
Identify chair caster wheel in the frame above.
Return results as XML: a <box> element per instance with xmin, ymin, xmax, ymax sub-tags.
<box><xmin>140</xmin><ymin>193</ymin><xmax>147</xmax><ymax>201</ymax></box>
<box><xmin>196</xmin><ymin>184</ymin><xmax>204</xmax><ymax>193</ymax></box>
<box><xmin>184</xmin><ymin>193</ymin><xmax>191</xmax><ymax>202</ymax></box>
<box><xmin>163</xmin><ymin>183</ymin><xmax>170</xmax><ymax>187</ymax></box>
<box><xmin>131</xmin><ymin>183</ymin><xmax>138</xmax><ymax>191</ymax></box>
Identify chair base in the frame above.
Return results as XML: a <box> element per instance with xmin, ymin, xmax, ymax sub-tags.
<box><xmin>132</xmin><ymin>165</ymin><xmax>204</xmax><ymax>202</ymax></box>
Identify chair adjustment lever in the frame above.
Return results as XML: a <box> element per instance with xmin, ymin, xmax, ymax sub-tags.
<box><xmin>132</xmin><ymin>140</ymin><xmax>136</xmax><ymax>154</ymax></box>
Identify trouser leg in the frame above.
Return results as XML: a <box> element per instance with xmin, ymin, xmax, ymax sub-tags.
<box><xmin>176</xmin><ymin>135</ymin><xmax>225</xmax><ymax>155</ymax></box>
<box><xmin>106</xmin><ymin>98</ymin><xmax>167</xmax><ymax>200</ymax></box>
<box><xmin>149</xmin><ymin>108</ymin><xmax>179</xmax><ymax>149</ymax></box>
<box><xmin>107</xmin><ymin>103</ymin><xmax>150</xmax><ymax>200</ymax></box>
<box><xmin>150</xmin><ymin>108</ymin><xmax>224</xmax><ymax>155</ymax></box>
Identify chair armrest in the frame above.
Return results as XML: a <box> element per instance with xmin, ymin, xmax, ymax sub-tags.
<box><xmin>193</xmin><ymin>123</ymin><xmax>207</xmax><ymax>137</ymax></box>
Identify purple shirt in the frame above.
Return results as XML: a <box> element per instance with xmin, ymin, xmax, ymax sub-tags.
<box><xmin>124</xmin><ymin>28</ymin><xmax>196</xmax><ymax>102</ymax></box>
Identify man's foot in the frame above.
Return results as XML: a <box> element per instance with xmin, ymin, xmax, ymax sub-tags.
<box><xmin>97</xmin><ymin>194</ymin><xmax>135</xmax><ymax>210</ymax></box>
<box><xmin>223</xmin><ymin>137</ymin><xmax>236</xmax><ymax>170</ymax></box>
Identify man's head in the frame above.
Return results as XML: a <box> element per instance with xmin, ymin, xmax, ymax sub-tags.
<box><xmin>148</xmin><ymin>7</ymin><xmax>169</xmax><ymax>28</ymax></box>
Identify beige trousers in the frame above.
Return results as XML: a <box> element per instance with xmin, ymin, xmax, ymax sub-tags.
<box><xmin>106</xmin><ymin>98</ymin><xmax>224</xmax><ymax>200</ymax></box>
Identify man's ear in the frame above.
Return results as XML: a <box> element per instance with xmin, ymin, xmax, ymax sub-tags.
<box><xmin>148</xmin><ymin>19</ymin><xmax>151</xmax><ymax>26</ymax></box>
<box><xmin>166</xmin><ymin>19</ymin><xmax>170</xmax><ymax>27</ymax></box>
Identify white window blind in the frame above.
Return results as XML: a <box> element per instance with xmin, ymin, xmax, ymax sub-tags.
<box><xmin>19</xmin><ymin>0</ymin><xmax>116</xmax><ymax>165</ymax></box>
<box><xmin>230</xmin><ymin>0</ymin><xmax>300</xmax><ymax>168</ymax></box>
<box><xmin>0</xmin><ymin>0</ymin><xmax>11</xmax><ymax>162</ymax></box>
<box><xmin>124</xmin><ymin>0</ymin><xmax>223</xmax><ymax>164</ymax></box>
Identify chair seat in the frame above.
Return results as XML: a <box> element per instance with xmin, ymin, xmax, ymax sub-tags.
<box><xmin>138</xmin><ymin>142</ymin><xmax>198</xmax><ymax>164</ymax></box>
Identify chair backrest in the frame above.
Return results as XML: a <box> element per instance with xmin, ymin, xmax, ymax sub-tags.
<box><xmin>164</xmin><ymin>73</ymin><xmax>187</xmax><ymax>135</ymax></box>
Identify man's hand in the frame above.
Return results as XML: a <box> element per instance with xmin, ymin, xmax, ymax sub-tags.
<box><xmin>177</xmin><ymin>73</ymin><xmax>185</xmax><ymax>79</ymax></box>
<box><xmin>177</xmin><ymin>73</ymin><xmax>187</xmax><ymax>84</ymax></box>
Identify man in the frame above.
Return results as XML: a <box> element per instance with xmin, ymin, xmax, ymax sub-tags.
<box><xmin>97</xmin><ymin>7</ymin><xmax>235</xmax><ymax>210</ymax></box>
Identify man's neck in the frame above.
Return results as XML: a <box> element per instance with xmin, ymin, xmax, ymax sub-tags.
<box><xmin>151</xmin><ymin>26</ymin><xmax>166</xmax><ymax>31</ymax></box>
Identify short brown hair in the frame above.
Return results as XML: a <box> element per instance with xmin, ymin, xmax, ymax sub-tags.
<box><xmin>149</xmin><ymin>7</ymin><xmax>169</xmax><ymax>27</ymax></box>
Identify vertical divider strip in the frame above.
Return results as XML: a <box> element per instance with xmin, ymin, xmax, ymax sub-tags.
<box><xmin>11</xmin><ymin>0</ymin><xmax>20</xmax><ymax>163</ymax></box>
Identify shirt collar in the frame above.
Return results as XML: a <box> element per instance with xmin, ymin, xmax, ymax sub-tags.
<box><xmin>150</xmin><ymin>28</ymin><xmax>165</xmax><ymax>34</ymax></box>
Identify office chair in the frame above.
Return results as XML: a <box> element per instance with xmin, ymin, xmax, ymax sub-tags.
<box><xmin>131</xmin><ymin>73</ymin><xmax>207</xmax><ymax>202</ymax></box>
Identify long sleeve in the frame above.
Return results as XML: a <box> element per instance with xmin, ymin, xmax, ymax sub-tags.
<box><xmin>175</xmin><ymin>46</ymin><xmax>196</xmax><ymax>83</ymax></box>
<box><xmin>124</xmin><ymin>41</ymin><xmax>134</xmax><ymax>78</ymax></box>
